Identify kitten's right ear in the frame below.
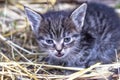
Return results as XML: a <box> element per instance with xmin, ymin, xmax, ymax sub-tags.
<box><xmin>24</xmin><ymin>6</ymin><xmax>42</xmax><ymax>33</ymax></box>
<box><xmin>70</xmin><ymin>3</ymin><xmax>87</xmax><ymax>31</ymax></box>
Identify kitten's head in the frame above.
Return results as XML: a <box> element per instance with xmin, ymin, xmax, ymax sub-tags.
<box><xmin>24</xmin><ymin>3</ymin><xmax>87</xmax><ymax>59</ymax></box>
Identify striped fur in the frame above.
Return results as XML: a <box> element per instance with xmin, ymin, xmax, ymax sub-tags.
<box><xmin>25</xmin><ymin>2</ymin><xmax>120</xmax><ymax>68</ymax></box>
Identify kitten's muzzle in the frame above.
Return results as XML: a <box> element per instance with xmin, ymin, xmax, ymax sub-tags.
<box><xmin>55</xmin><ymin>49</ymin><xmax>64</xmax><ymax>57</ymax></box>
<box><xmin>55</xmin><ymin>52</ymin><xmax>64</xmax><ymax>57</ymax></box>
<box><xmin>56</xmin><ymin>49</ymin><xmax>62</xmax><ymax>53</ymax></box>
<box><xmin>54</xmin><ymin>43</ymin><xmax>64</xmax><ymax>57</ymax></box>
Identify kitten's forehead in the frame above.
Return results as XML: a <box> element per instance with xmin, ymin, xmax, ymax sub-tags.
<box><xmin>39</xmin><ymin>12</ymin><xmax>77</xmax><ymax>39</ymax></box>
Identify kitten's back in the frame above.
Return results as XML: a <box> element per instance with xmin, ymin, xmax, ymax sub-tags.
<box><xmin>83</xmin><ymin>2</ymin><xmax>120</xmax><ymax>42</ymax></box>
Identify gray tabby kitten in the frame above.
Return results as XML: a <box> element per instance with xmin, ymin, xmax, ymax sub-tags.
<box><xmin>24</xmin><ymin>2</ymin><xmax>120</xmax><ymax>68</ymax></box>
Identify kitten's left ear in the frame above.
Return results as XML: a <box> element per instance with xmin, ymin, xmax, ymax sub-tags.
<box><xmin>70</xmin><ymin>3</ymin><xmax>87</xmax><ymax>31</ymax></box>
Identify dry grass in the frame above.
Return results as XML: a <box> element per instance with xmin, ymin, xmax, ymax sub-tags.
<box><xmin>0</xmin><ymin>0</ymin><xmax>120</xmax><ymax>80</ymax></box>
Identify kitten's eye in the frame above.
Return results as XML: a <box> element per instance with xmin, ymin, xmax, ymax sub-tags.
<box><xmin>64</xmin><ymin>37</ymin><xmax>71</xmax><ymax>43</ymax></box>
<box><xmin>46</xmin><ymin>39</ymin><xmax>54</xmax><ymax>44</ymax></box>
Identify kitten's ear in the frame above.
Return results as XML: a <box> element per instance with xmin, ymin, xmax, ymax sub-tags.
<box><xmin>24</xmin><ymin>6</ymin><xmax>42</xmax><ymax>33</ymax></box>
<box><xmin>70</xmin><ymin>3</ymin><xmax>87</xmax><ymax>30</ymax></box>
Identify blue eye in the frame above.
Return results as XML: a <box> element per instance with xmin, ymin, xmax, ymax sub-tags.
<box><xmin>64</xmin><ymin>37</ymin><xmax>71</xmax><ymax>43</ymax></box>
<box><xmin>46</xmin><ymin>39</ymin><xmax>54</xmax><ymax>44</ymax></box>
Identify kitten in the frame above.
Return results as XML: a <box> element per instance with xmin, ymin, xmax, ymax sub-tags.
<box><xmin>24</xmin><ymin>2</ymin><xmax>120</xmax><ymax>68</ymax></box>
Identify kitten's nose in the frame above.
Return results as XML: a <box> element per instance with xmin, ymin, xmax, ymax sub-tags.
<box><xmin>55</xmin><ymin>44</ymin><xmax>63</xmax><ymax>52</ymax></box>
<box><xmin>56</xmin><ymin>49</ymin><xmax>62</xmax><ymax>53</ymax></box>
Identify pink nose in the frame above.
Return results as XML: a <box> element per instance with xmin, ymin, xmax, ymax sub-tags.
<box><xmin>54</xmin><ymin>43</ymin><xmax>63</xmax><ymax>52</ymax></box>
<box><xmin>56</xmin><ymin>49</ymin><xmax>62</xmax><ymax>53</ymax></box>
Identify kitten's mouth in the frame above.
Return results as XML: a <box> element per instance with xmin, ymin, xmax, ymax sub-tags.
<box><xmin>55</xmin><ymin>53</ymin><xmax>64</xmax><ymax>57</ymax></box>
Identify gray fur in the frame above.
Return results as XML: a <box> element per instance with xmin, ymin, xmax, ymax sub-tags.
<box><xmin>25</xmin><ymin>2</ymin><xmax>120</xmax><ymax>68</ymax></box>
